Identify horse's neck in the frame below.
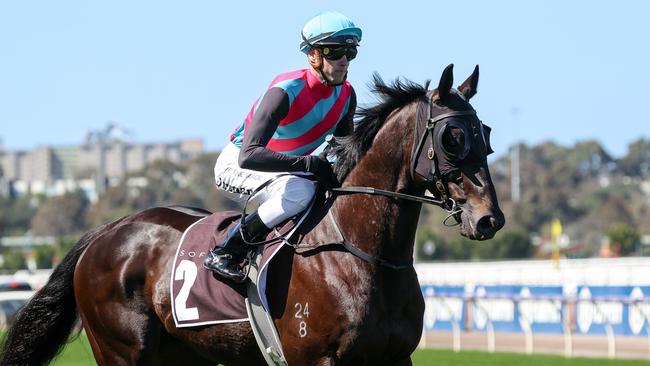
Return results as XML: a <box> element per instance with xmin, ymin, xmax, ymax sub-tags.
<box><xmin>335</xmin><ymin>112</ymin><xmax>422</xmax><ymax>264</ymax></box>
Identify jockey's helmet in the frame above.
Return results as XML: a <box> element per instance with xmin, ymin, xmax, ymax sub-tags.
<box><xmin>300</xmin><ymin>11</ymin><xmax>362</xmax><ymax>53</ymax></box>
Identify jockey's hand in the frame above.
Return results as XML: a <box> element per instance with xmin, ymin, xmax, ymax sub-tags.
<box><xmin>307</xmin><ymin>155</ymin><xmax>340</xmax><ymax>189</ymax></box>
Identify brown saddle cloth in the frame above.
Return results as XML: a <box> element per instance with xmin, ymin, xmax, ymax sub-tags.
<box><xmin>170</xmin><ymin>196</ymin><xmax>337</xmax><ymax>328</ymax></box>
<box><xmin>171</xmin><ymin>211</ymin><xmax>278</xmax><ymax>327</ymax></box>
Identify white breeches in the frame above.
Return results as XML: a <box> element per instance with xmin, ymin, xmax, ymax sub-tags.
<box><xmin>213</xmin><ymin>142</ymin><xmax>317</xmax><ymax>228</ymax></box>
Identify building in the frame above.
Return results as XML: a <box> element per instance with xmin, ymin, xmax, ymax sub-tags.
<box><xmin>0</xmin><ymin>128</ymin><xmax>203</xmax><ymax>200</ymax></box>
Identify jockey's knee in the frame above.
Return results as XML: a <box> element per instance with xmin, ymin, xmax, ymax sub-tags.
<box><xmin>258</xmin><ymin>176</ymin><xmax>316</xmax><ymax>227</ymax></box>
<box><xmin>281</xmin><ymin>177</ymin><xmax>316</xmax><ymax>213</ymax></box>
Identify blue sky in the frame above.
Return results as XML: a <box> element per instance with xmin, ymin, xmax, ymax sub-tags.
<box><xmin>1</xmin><ymin>1</ymin><xmax>648</xmax><ymax>158</ymax></box>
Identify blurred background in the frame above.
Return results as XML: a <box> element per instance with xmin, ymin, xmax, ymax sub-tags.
<box><xmin>1</xmin><ymin>0</ymin><xmax>649</xmax><ymax>362</ymax></box>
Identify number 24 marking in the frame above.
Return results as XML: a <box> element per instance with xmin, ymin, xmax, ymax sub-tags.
<box><xmin>294</xmin><ymin>302</ymin><xmax>309</xmax><ymax>337</ymax></box>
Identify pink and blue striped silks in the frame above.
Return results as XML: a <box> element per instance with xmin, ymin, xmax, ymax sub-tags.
<box><xmin>230</xmin><ymin>68</ymin><xmax>352</xmax><ymax>156</ymax></box>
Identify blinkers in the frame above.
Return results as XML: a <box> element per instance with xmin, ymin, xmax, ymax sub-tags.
<box><xmin>410</xmin><ymin>90</ymin><xmax>494</xmax><ymax>204</ymax></box>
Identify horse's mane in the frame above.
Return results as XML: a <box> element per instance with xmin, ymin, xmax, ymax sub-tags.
<box><xmin>331</xmin><ymin>73</ymin><xmax>431</xmax><ymax>180</ymax></box>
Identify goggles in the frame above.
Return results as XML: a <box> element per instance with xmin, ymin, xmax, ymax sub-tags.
<box><xmin>319</xmin><ymin>46</ymin><xmax>358</xmax><ymax>61</ymax></box>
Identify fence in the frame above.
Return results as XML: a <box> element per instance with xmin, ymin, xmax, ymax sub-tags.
<box><xmin>421</xmin><ymin>284</ymin><xmax>650</xmax><ymax>359</ymax></box>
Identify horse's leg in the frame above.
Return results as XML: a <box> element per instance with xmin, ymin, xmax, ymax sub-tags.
<box><xmin>80</xmin><ymin>301</ymin><xmax>213</xmax><ymax>366</ymax></box>
<box><xmin>392</xmin><ymin>357</ymin><xmax>413</xmax><ymax>366</ymax></box>
<box><xmin>77</xmin><ymin>301</ymin><xmax>157</xmax><ymax>365</ymax></box>
<box><xmin>149</xmin><ymin>330</ymin><xmax>216</xmax><ymax>365</ymax></box>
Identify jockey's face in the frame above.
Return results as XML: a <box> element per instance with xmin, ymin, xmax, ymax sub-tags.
<box><xmin>308</xmin><ymin>47</ymin><xmax>351</xmax><ymax>85</ymax></box>
<box><xmin>321</xmin><ymin>52</ymin><xmax>350</xmax><ymax>85</ymax></box>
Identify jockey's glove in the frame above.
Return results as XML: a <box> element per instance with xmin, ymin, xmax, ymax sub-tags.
<box><xmin>306</xmin><ymin>155</ymin><xmax>340</xmax><ymax>189</ymax></box>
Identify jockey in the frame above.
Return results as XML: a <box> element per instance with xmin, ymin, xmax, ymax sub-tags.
<box><xmin>203</xmin><ymin>11</ymin><xmax>361</xmax><ymax>282</ymax></box>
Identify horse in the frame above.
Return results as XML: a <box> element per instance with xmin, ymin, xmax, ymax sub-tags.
<box><xmin>0</xmin><ymin>64</ymin><xmax>504</xmax><ymax>366</ymax></box>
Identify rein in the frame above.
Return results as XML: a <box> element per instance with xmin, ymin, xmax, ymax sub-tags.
<box><xmin>326</xmin><ymin>209</ymin><xmax>413</xmax><ymax>270</ymax></box>
<box><xmin>236</xmin><ymin>94</ymin><xmax>478</xmax><ymax>270</ymax></box>
<box><xmin>329</xmin><ymin>186</ymin><xmax>461</xmax><ymax>226</ymax></box>
<box><xmin>236</xmin><ymin>176</ymin><xmax>423</xmax><ymax>270</ymax></box>
<box><xmin>331</xmin><ymin>186</ymin><xmax>445</xmax><ymax>206</ymax></box>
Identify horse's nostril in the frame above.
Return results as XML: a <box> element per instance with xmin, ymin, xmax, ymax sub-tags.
<box><xmin>477</xmin><ymin>215</ymin><xmax>498</xmax><ymax>236</ymax></box>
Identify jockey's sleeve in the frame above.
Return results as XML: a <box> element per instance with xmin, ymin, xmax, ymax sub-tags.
<box><xmin>333</xmin><ymin>87</ymin><xmax>356</xmax><ymax>137</ymax></box>
<box><xmin>238</xmin><ymin>87</ymin><xmax>312</xmax><ymax>172</ymax></box>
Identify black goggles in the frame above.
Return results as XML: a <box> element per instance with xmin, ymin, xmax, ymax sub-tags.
<box><xmin>319</xmin><ymin>46</ymin><xmax>358</xmax><ymax>61</ymax></box>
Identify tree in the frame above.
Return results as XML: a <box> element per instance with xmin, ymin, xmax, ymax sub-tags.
<box><xmin>607</xmin><ymin>224</ymin><xmax>640</xmax><ymax>256</ymax></box>
<box><xmin>170</xmin><ymin>188</ymin><xmax>204</xmax><ymax>208</ymax></box>
<box><xmin>495</xmin><ymin>229</ymin><xmax>533</xmax><ymax>258</ymax></box>
<box><xmin>506</xmin><ymin>142</ymin><xmax>580</xmax><ymax>230</ymax></box>
<box><xmin>1</xmin><ymin>249</ymin><xmax>27</xmax><ymax>270</ymax></box>
<box><xmin>416</xmin><ymin>229</ymin><xmax>475</xmax><ymax>261</ymax></box>
<box><xmin>0</xmin><ymin>196</ymin><xmax>7</xmax><ymax>236</ymax></box>
<box><xmin>618</xmin><ymin>138</ymin><xmax>650</xmax><ymax>178</ymax></box>
<box><xmin>1</xmin><ymin>195</ymin><xmax>38</xmax><ymax>235</ymax></box>
<box><xmin>88</xmin><ymin>160</ymin><xmax>186</xmax><ymax>225</ymax></box>
<box><xmin>31</xmin><ymin>190</ymin><xmax>89</xmax><ymax>236</ymax></box>
<box><xmin>469</xmin><ymin>229</ymin><xmax>532</xmax><ymax>260</ymax></box>
<box><xmin>593</xmin><ymin>195</ymin><xmax>635</xmax><ymax>229</ymax></box>
<box><xmin>87</xmin><ymin>185</ymin><xmax>133</xmax><ymax>226</ymax></box>
<box><xmin>185</xmin><ymin>153</ymin><xmax>220</xmax><ymax>200</ymax></box>
<box><xmin>34</xmin><ymin>245</ymin><xmax>56</xmax><ymax>269</ymax></box>
<box><xmin>54</xmin><ymin>237</ymin><xmax>77</xmax><ymax>266</ymax></box>
<box><xmin>568</xmin><ymin>140</ymin><xmax>613</xmax><ymax>178</ymax></box>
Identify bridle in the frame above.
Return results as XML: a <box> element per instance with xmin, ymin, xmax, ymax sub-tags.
<box><xmin>332</xmin><ymin>91</ymin><xmax>477</xmax><ymax>225</ymax></box>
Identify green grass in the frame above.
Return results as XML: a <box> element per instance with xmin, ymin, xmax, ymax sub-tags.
<box><xmin>50</xmin><ymin>334</ymin><xmax>97</xmax><ymax>366</ymax></box>
<box><xmin>412</xmin><ymin>349</ymin><xmax>649</xmax><ymax>366</ymax></box>
<box><xmin>6</xmin><ymin>334</ymin><xmax>649</xmax><ymax>365</ymax></box>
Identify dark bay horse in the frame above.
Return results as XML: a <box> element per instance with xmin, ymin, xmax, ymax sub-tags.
<box><xmin>0</xmin><ymin>64</ymin><xmax>504</xmax><ymax>366</ymax></box>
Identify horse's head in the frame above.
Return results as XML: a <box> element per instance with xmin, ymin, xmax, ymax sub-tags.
<box><xmin>411</xmin><ymin>64</ymin><xmax>505</xmax><ymax>240</ymax></box>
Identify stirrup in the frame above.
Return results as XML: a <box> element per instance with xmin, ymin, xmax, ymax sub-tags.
<box><xmin>214</xmin><ymin>264</ymin><xmax>248</xmax><ymax>283</ymax></box>
<box><xmin>212</xmin><ymin>253</ymin><xmax>249</xmax><ymax>282</ymax></box>
<box><xmin>203</xmin><ymin>248</ymin><xmax>241</xmax><ymax>268</ymax></box>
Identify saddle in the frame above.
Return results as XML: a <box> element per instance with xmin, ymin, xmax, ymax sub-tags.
<box><xmin>170</xmin><ymin>194</ymin><xmax>335</xmax><ymax>365</ymax></box>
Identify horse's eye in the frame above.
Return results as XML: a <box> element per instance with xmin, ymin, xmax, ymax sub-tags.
<box><xmin>441</xmin><ymin>126</ymin><xmax>469</xmax><ymax>160</ymax></box>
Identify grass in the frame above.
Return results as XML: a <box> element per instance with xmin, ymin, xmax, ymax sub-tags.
<box><xmin>412</xmin><ymin>349</ymin><xmax>650</xmax><ymax>366</ymax></box>
<box><xmin>50</xmin><ymin>334</ymin><xmax>97</xmax><ymax>366</ymax></box>
<box><xmin>4</xmin><ymin>334</ymin><xmax>649</xmax><ymax>365</ymax></box>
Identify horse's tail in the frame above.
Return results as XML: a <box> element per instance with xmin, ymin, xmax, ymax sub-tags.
<box><xmin>0</xmin><ymin>224</ymin><xmax>108</xmax><ymax>366</ymax></box>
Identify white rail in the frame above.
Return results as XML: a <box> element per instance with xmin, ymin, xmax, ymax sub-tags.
<box><xmin>422</xmin><ymin>292</ymin><xmax>650</xmax><ymax>359</ymax></box>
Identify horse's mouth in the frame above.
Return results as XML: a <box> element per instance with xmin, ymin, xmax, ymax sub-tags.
<box><xmin>458</xmin><ymin>210</ymin><xmax>501</xmax><ymax>241</ymax></box>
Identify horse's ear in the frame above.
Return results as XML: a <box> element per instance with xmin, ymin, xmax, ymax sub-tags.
<box><xmin>458</xmin><ymin>65</ymin><xmax>479</xmax><ymax>100</ymax></box>
<box><xmin>433</xmin><ymin>64</ymin><xmax>454</xmax><ymax>102</ymax></box>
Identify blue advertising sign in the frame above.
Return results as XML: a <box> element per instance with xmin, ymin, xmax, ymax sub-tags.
<box><xmin>518</xmin><ymin>286</ymin><xmax>564</xmax><ymax>334</ymax></box>
<box><xmin>627</xmin><ymin>286</ymin><xmax>650</xmax><ymax>336</ymax></box>
<box><xmin>577</xmin><ymin>286</ymin><xmax>650</xmax><ymax>336</ymax></box>
<box><xmin>421</xmin><ymin>285</ymin><xmax>465</xmax><ymax>331</ymax></box>
<box><xmin>420</xmin><ymin>284</ymin><xmax>650</xmax><ymax>337</ymax></box>
<box><xmin>472</xmin><ymin>285</ymin><xmax>519</xmax><ymax>332</ymax></box>
<box><xmin>472</xmin><ymin>285</ymin><xmax>564</xmax><ymax>334</ymax></box>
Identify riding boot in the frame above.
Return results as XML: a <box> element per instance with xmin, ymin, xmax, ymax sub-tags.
<box><xmin>203</xmin><ymin>212</ymin><xmax>270</xmax><ymax>282</ymax></box>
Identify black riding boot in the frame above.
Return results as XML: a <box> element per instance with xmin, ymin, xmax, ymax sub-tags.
<box><xmin>203</xmin><ymin>212</ymin><xmax>270</xmax><ymax>283</ymax></box>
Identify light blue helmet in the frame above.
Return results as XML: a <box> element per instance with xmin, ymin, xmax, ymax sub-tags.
<box><xmin>300</xmin><ymin>11</ymin><xmax>362</xmax><ymax>54</ymax></box>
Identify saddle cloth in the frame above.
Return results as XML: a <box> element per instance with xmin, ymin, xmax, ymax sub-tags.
<box><xmin>170</xmin><ymin>211</ymin><xmax>287</xmax><ymax>328</ymax></box>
